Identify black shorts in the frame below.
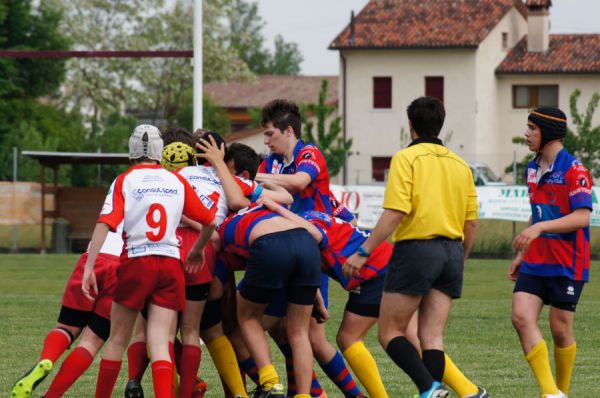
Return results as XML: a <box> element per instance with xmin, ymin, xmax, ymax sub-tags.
<box><xmin>383</xmin><ymin>238</ymin><xmax>464</xmax><ymax>298</ymax></box>
<box><xmin>514</xmin><ymin>273</ymin><xmax>585</xmax><ymax>312</ymax></box>
<box><xmin>185</xmin><ymin>282</ymin><xmax>210</xmax><ymax>301</ymax></box>
<box><xmin>240</xmin><ymin>228</ymin><xmax>321</xmax><ymax>305</ymax></box>
<box><xmin>345</xmin><ymin>274</ymin><xmax>385</xmax><ymax>318</ymax></box>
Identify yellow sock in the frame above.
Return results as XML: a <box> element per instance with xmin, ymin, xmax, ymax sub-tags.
<box><xmin>206</xmin><ymin>335</ymin><xmax>249</xmax><ymax>397</ymax></box>
<box><xmin>554</xmin><ymin>343</ymin><xmax>576</xmax><ymax>394</ymax></box>
<box><xmin>343</xmin><ymin>341</ymin><xmax>388</xmax><ymax>398</ymax></box>
<box><xmin>442</xmin><ymin>353</ymin><xmax>478</xmax><ymax>397</ymax></box>
<box><xmin>257</xmin><ymin>364</ymin><xmax>279</xmax><ymax>390</ymax></box>
<box><xmin>294</xmin><ymin>395</ymin><xmax>311</xmax><ymax>398</ymax></box>
<box><xmin>526</xmin><ymin>340</ymin><xmax>559</xmax><ymax>395</ymax></box>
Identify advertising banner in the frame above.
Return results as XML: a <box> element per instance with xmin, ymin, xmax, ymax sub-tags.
<box><xmin>331</xmin><ymin>185</ymin><xmax>600</xmax><ymax>229</ymax></box>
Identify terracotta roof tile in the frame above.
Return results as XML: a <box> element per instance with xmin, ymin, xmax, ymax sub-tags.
<box><xmin>330</xmin><ymin>0</ymin><xmax>526</xmax><ymax>49</ymax></box>
<box><xmin>224</xmin><ymin>127</ymin><xmax>263</xmax><ymax>143</ymax></box>
<box><xmin>496</xmin><ymin>34</ymin><xmax>600</xmax><ymax>74</ymax></box>
<box><xmin>204</xmin><ymin>75</ymin><xmax>338</xmax><ymax>108</ymax></box>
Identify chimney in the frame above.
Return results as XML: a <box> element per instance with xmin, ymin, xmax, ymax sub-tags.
<box><xmin>526</xmin><ymin>0</ymin><xmax>552</xmax><ymax>52</ymax></box>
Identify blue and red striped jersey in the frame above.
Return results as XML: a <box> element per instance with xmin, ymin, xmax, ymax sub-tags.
<box><xmin>302</xmin><ymin>211</ymin><xmax>392</xmax><ymax>290</ymax></box>
<box><xmin>218</xmin><ymin>204</ymin><xmax>279</xmax><ymax>260</ymax></box>
<box><xmin>259</xmin><ymin>140</ymin><xmax>333</xmax><ymax>215</ymax></box>
<box><xmin>522</xmin><ymin>149</ymin><xmax>592</xmax><ymax>282</ymax></box>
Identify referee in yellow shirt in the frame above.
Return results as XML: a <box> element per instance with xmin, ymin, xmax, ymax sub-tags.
<box><xmin>344</xmin><ymin>97</ymin><xmax>484</xmax><ymax>398</ymax></box>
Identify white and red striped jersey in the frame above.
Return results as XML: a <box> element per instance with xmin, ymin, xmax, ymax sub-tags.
<box><xmin>98</xmin><ymin>164</ymin><xmax>218</xmax><ymax>259</ymax></box>
<box><xmin>177</xmin><ymin>164</ymin><xmax>262</xmax><ymax>226</ymax></box>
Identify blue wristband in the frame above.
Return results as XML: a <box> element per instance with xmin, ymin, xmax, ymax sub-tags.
<box><xmin>356</xmin><ymin>245</ymin><xmax>371</xmax><ymax>257</ymax></box>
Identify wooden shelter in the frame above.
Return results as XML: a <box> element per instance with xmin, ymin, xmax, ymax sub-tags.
<box><xmin>22</xmin><ymin>151</ymin><xmax>130</xmax><ymax>253</ymax></box>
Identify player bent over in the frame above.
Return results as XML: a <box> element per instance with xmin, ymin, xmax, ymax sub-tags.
<box><xmin>191</xmin><ymin>203</ymin><xmax>321</xmax><ymax>398</ymax></box>
<box><xmin>10</xmin><ymin>230</ymin><xmax>122</xmax><ymax>398</ymax></box>
<box><xmin>82</xmin><ymin>124</ymin><xmax>218</xmax><ymax>398</ymax></box>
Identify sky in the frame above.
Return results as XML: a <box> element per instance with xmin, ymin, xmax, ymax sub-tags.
<box><xmin>255</xmin><ymin>0</ymin><xmax>600</xmax><ymax>76</ymax></box>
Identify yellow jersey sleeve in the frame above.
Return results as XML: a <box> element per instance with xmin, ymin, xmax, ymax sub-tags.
<box><xmin>383</xmin><ymin>151</ymin><xmax>412</xmax><ymax>214</ymax></box>
<box><xmin>465</xmin><ymin>170</ymin><xmax>478</xmax><ymax>221</ymax></box>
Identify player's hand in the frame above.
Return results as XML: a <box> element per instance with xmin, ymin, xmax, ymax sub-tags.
<box><xmin>312</xmin><ymin>292</ymin><xmax>330</xmax><ymax>323</ymax></box>
<box><xmin>186</xmin><ymin>248</ymin><xmax>205</xmax><ymax>274</ymax></box>
<box><xmin>508</xmin><ymin>252</ymin><xmax>523</xmax><ymax>281</ymax></box>
<box><xmin>312</xmin><ymin>302</ymin><xmax>330</xmax><ymax>324</ymax></box>
<box><xmin>512</xmin><ymin>224</ymin><xmax>542</xmax><ymax>252</ymax></box>
<box><xmin>196</xmin><ymin>135</ymin><xmax>225</xmax><ymax>165</ymax></box>
<box><xmin>343</xmin><ymin>253</ymin><xmax>367</xmax><ymax>280</ymax></box>
<box><xmin>81</xmin><ymin>267</ymin><xmax>98</xmax><ymax>302</ymax></box>
<box><xmin>257</xmin><ymin>196</ymin><xmax>278</xmax><ymax>211</ymax></box>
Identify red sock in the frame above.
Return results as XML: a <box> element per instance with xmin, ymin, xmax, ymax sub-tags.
<box><xmin>44</xmin><ymin>347</ymin><xmax>94</xmax><ymax>398</ymax></box>
<box><xmin>95</xmin><ymin>358</ymin><xmax>121</xmax><ymax>398</ymax></box>
<box><xmin>172</xmin><ymin>340</ymin><xmax>183</xmax><ymax>370</ymax></box>
<box><xmin>40</xmin><ymin>329</ymin><xmax>71</xmax><ymax>363</ymax></box>
<box><xmin>178</xmin><ymin>345</ymin><xmax>201</xmax><ymax>398</ymax></box>
<box><xmin>152</xmin><ymin>360</ymin><xmax>173</xmax><ymax>398</ymax></box>
<box><xmin>127</xmin><ymin>342</ymin><xmax>150</xmax><ymax>381</ymax></box>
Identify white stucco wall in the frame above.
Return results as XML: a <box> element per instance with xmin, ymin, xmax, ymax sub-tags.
<box><xmin>341</xmin><ymin>49</ymin><xmax>477</xmax><ymax>184</ymax></box>
<box><xmin>497</xmin><ymin>75</ymin><xmax>600</xmax><ymax>179</ymax></box>
<box><xmin>475</xmin><ymin>8</ymin><xmax>527</xmax><ymax>177</ymax></box>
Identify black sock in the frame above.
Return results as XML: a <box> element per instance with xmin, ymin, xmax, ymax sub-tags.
<box><xmin>422</xmin><ymin>349</ymin><xmax>445</xmax><ymax>382</ymax></box>
<box><xmin>386</xmin><ymin>336</ymin><xmax>434</xmax><ymax>393</ymax></box>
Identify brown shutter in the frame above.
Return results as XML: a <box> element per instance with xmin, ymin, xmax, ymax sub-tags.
<box><xmin>425</xmin><ymin>76</ymin><xmax>444</xmax><ymax>103</ymax></box>
<box><xmin>373</xmin><ymin>77</ymin><xmax>392</xmax><ymax>109</ymax></box>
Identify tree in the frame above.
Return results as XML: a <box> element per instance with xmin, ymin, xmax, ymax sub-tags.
<box><xmin>506</xmin><ymin>89</ymin><xmax>600</xmax><ymax>183</ymax></box>
<box><xmin>301</xmin><ymin>80</ymin><xmax>352</xmax><ymax>178</ymax></box>
<box><xmin>0</xmin><ymin>0</ymin><xmax>85</xmax><ymax>183</ymax></box>
<box><xmin>176</xmin><ymin>92</ymin><xmax>232</xmax><ymax>135</ymax></box>
<box><xmin>50</xmin><ymin>0</ymin><xmax>255</xmax><ymax>128</ymax></box>
<box><xmin>564</xmin><ymin>89</ymin><xmax>600</xmax><ymax>176</ymax></box>
<box><xmin>226</xmin><ymin>0</ymin><xmax>303</xmax><ymax>75</ymax></box>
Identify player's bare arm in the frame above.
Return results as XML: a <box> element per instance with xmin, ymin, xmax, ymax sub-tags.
<box><xmin>197</xmin><ymin>136</ymin><xmax>250</xmax><ymax>210</ymax></box>
<box><xmin>186</xmin><ymin>219</ymin><xmax>217</xmax><ymax>274</ymax></box>
<box><xmin>513</xmin><ymin>208</ymin><xmax>591</xmax><ymax>252</ymax></box>
<box><xmin>255</xmin><ymin>171</ymin><xmax>312</xmax><ymax>194</ymax></box>
<box><xmin>462</xmin><ymin>219</ymin><xmax>478</xmax><ymax>264</ymax></box>
<box><xmin>81</xmin><ymin>222</ymin><xmax>110</xmax><ymax>301</ymax></box>
<box><xmin>180</xmin><ymin>214</ymin><xmax>204</xmax><ymax>232</ymax></box>
<box><xmin>343</xmin><ymin>208</ymin><xmax>404</xmax><ymax>279</ymax></box>
<box><xmin>257</xmin><ymin>180</ymin><xmax>293</xmax><ymax>205</ymax></box>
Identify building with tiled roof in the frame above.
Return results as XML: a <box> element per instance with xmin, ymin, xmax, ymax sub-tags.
<box><xmin>205</xmin><ymin>75</ymin><xmax>340</xmax><ymax>165</ymax></box>
<box><xmin>329</xmin><ymin>0</ymin><xmax>600</xmax><ymax>184</ymax></box>
<box><xmin>497</xmin><ymin>34</ymin><xmax>600</xmax><ymax>74</ymax></box>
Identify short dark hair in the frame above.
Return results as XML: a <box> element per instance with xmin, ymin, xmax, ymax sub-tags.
<box><xmin>193</xmin><ymin>128</ymin><xmax>228</xmax><ymax>157</ymax></box>
<box><xmin>224</xmin><ymin>143</ymin><xmax>261</xmax><ymax>180</ymax></box>
<box><xmin>261</xmin><ymin>99</ymin><xmax>302</xmax><ymax>139</ymax></box>
<box><xmin>161</xmin><ymin>127</ymin><xmax>195</xmax><ymax>147</ymax></box>
<box><xmin>406</xmin><ymin>96</ymin><xmax>446</xmax><ymax>138</ymax></box>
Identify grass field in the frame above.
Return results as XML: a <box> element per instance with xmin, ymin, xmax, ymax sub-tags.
<box><xmin>1</xmin><ymin>255</ymin><xmax>599</xmax><ymax>397</ymax></box>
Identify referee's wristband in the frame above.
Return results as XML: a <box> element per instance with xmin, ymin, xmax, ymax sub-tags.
<box><xmin>356</xmin><ymin>245</ymin><xmax>371</xmax><ymax>257</ymax></box>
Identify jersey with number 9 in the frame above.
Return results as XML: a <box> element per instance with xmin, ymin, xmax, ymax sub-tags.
<box><xmin>99</xmin><ymin>164</ymin><xmax>218</xmax><ymax>260</ymax></box>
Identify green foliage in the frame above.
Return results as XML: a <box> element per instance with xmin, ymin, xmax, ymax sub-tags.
<box><xmin>0</xmin><ymin>0</ymin><xmax>69</xmax><ymax>99</ymax></box>
<box><xmin>0</xmin><ymin>99</ymin><xmax>88</xmax><ymax>184</ymax></box>
<box><xmin>564</xmin><ymin>89</ymin><xmax>600</xmax><ymax>177</ymax></box>
<box><xmin>301</xmin><ymin>80</ymin><xmax>352</xmax><ymax>178</ymax></box>
<box><xmin>507</xmin><ymin>89</ymin><xmax>600</xmax><ymax>183</ymax></box>
<box><xmin>225</xmin><ymin>0</ymin><xmax>302</xmax><ymax>75</ymax></box>
<box><xmin>176</xmin><ymin>93</ymin><xmax>232</xmax><ymax>135</ymax></box>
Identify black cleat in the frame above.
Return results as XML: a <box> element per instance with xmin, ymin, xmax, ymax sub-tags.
<box><xmin>252</xmin><ymin>383</ymin><xmax>285</xmax><ymax>398</ymax></box>
<box><xmin>124</xmin><ymin>379</ymin><xmax>144</xmax><ymax>398</ymax></box>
